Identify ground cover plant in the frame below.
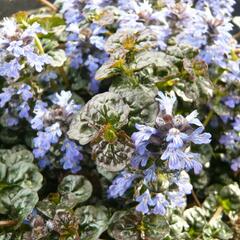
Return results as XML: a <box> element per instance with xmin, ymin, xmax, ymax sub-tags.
<box><xmin>0</xmin><ymin>0</ymin><xmax>240</xmax><ymax>239</ymax></box>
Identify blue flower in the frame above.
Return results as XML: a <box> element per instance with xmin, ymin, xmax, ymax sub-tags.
<box><xmin>131</xmin><ymin>151</ymin><xmax>150</xmax><ymax>168</ymax></box>
<box><xmin>45</xmin><ymin>123</ymin><xmax>62</xmax><ymax>144</ymax></box>
<box><xmin>39</xmin><ymin>71</ymin><xmax>58</xmax><ymax>82</ymax></box>
<box><xmin>136</xmin><ymin>189</ymin><xmax>154</xmax><ymax>214</ymax></box>
<box><xmin>24</xmin><ymin>51</ymin><xmax>52</xmax><ymax>72</ymax></box>
<box><xmin>17</xmin><ymin>84</ymin><xmax>33</xmax><ymax>101</ymax></box>
<box><xmin>161</xmin><ymin>144</ymin><xmax>186</xmax><ymax>170</ymax></box>
<box><xmin>17</xmin><ymin>102</ymin><xmax>30</xmax><ymax>119</ymax></box>
<box><xmin>132</xmin><ymin>124</ymin><xmax>157</xmax><ymax>151</ymax></box>
<box><xmin>0</xmin><ymin>59</ymin><xmax>22</xmax><ymax>79</ymax></box>
<box><xmin>219</xmin><ymin>131</ymin><xmax>238</xmax><ymax>147</ymax></box>
<box><xmin>33</xmin><ymin>131</ymin><xmax>52</xmax><ymax>158</ymax></box>
<box><xmin>196</xmin><ymin>0</ymin><xmax>236</xmax><ymax>17</ymax></box>
<box><xmin>152</xmin><ymin>193</ymin><xmax>169</xmax><ymax>215</ymax></box>
<box><xmin>173</xmin><ymin>172</ymin><xmax>193</xmax><ymax>194</ymax></box>
<box><xmin>231</xmin><ymin>158</ymin><xmax>240</xmax><ymax>172</ymax></box>
<box><xmin>52</xmin><ymin>90</ymin><xmax>80</xmax><ymax>115</ymax></box>
<box><xmin>38</xmin><ymin>157</ymin><xmax>51</xmax><ymax>169</ymax></box>
<box><xmin>22</xmin><ymin>22</ymin><xmax>47</xmax><ymax>37</ymax></box>
<box><xmin>168</xmin><ymin>191</ymin><xmax>186</xmax><ymax>208</ymax></box>
<box><xmin>161</xmin><ymin>144</ymin><xmax>203</xmax><ymax>174</ymax></box>
<box><xmin>156</xmin><ymin>91</ymin><xmax>176</xmax><ymax>115</ymax></box>
<box><xmin>187</xmin><ymin>127</ymin><xmax>212</xmax><ymax>144</ymax></box>
<box><xmin>223</xmin><ymin>96</ymin><xmax>240</xmax><ymax>109</ymax></box>
<box><xmin>232</xmin><ymin>116</ymin><xmax>240</xmax><ymax>132</ymax></box>
<box><xmin>60</xmin><ymin>139</ymin><xmax>83</xmax><ymax>173</ymax></box>
<box><xmin>0</xmin><ymin>87</ymin><xmax>15</xmax><ymax>108</ymax></box>
<box><xmin>166</xmin><ymin>128</ymin><xmax>188</xmax><ymax>148</ymax></box>
<box><xmin>144</xmin><ymin>164</ymin><xmax>157</xmax><ymax>183</ymax></box>
<box><xmin>31</xmin><ymin>101</ymin><xmax>49</xmax><ymax>130</ymax></box>
<box><xmin>108</xmin><ymin>171</ymin><xmax>137</xmax><ymax>198</ymax></box>
<box><xmin>6</xmin><ymin>114</ymin><xmax>19</xmax><ymax>126</ymax></box>
<box><xmin>185</xmin><ymin>110</ymin><xmax>203</xmax><ymax>127</ymax></box>
<box><xmin>7</xmin><ymin>40</ymin><xmax>24</xmax><ymax>57</ymax></box>
<box><xmin>184</xmin><ymin>152</ymin><xmax>202</xmax><ymax>174</ymax></box>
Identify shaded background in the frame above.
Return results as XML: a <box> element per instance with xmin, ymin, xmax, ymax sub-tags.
<box><xmin>0</xmin><ymin>0</ymin><xmax>54</xmax><ymax>17</ymax></box>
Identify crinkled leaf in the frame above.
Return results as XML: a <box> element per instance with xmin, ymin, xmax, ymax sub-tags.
<box><xmin>0</xmin><ymin>187</ymin><xmax>38</xmax><ymax>227</ymax></box>
<box><xmin>0</xmin><ymin>147</ymin><xmax>42</xmax><ymax>227</ymax></box>
<box><xmin>28</xmin><ymin>14</ymin><xmax>65</xmax><ymax>31</ymax></box>
<box><xmin>105</xmin><ymin>29</ymin><xmax>158</xmax><ymax>57</ymax></box>
<box><xmin>183</xmin><ymin>207</ymin><xmax>207</xmax><ymax>231</ymax></box>
<box><xmin>233</xmin><ymin>16</ymin><xmax>240</xmax><ymax>28</ymax></box>
<box><xmin>92</xmin><ymin>137</ymin><xmax>134</xmax><ymax>172</ymax></box>
<box><xmin>167</xmin><ymin>211</ymin><xmax>190</xmax><ymax>239</ymax></box>
<box><xmin>143</xmin><ymin>214</ymin><xmax>170</xmax><ymax>240</ymax></box>
<box><xmin>74</xmin><ymin>205</ymin><xmax>109</xmax><ymax>240</ymax></box>
<box><xmin>58</xmin><ymin>175</ymin><xmax>93</xmax><ymax>208</ymax></box>
<box><xmin>95</xmin><ymin>61</ymin><xmax>121</xmax><ymax>81</ymax></box>
<box><xmin>110</xmin><ymin>83</ymin><xmax>158</xmax><ymax>127</ymax></box>
<box><xmin>202</xmin><ymin>220</ymin><xmax>233</xmax><ymax>240</ymax></box>
<box><xmin>68</xmin><ymin>92</ymin><xmax>130</xmax><ymax>145</ymax></box>
<box><xmin>219</xmin><ymin>183</ymin><xmax>240</xmax><ymax>212</ymax></box>
<box><xmin>108</xmin><ymin>210</ymin><xmax>169</xmax><ymax>240</ymax></box>
<box><xmin>130</xmin><ymin>51</ymin><xmax>175</xmax><ymax>72</ymax></box>
<box><xmin>37</xmin><ymin>194</ymin><xmax>60</xmax><ymax>219</ymax></box>
<box><xmin>48</xmin><ymin>49</ymin><xmax>67</xmax><ymax>67</ymax></box>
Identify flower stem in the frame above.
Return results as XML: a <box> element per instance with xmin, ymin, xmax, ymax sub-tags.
<box><xmin>209</xmin><ymin>206</ymin><xmax>223</xmax><ymax>224</ymax></box>
<box><xmin>34</xmin><ymin>35</ymin><xmax>45</xmax><ymax>54</ymax></box>
<box><xmin>0</xmin><ymin>220</ymin><xmax>18</xmax><ymax>227</ymax></box>
<box><xmin>203</xmin><ymin>110</ymin><xmax>214</xmax><ymax>127</ymax></box>
<box><xmin>38</xmin><ymin>0</ymin><xmax>57</xmax><ymax>11</ymax></box>
<box><xmin>192</xmin><ymin>189</ymin><xmax>202</xmax><ymax>207</ymax></box>
<box><xmin>22</xmin><ymin>19</ymin><xmax>45</xmax><ymax>54</ymax></box>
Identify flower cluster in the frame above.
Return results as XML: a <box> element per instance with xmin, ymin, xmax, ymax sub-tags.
<box><xmin>58</xmin><ymin>0</ymin><xmax>110</xmax><ymax>92</ymax></box>
<box><xmin>0</xmin><ymin>18</ymin><xmax>51</xmax><ymax>81</ymax></box>
<box><xmin>108</xmin><ymin>92</ymin><xmax>211</xmax><ymax>215</ymax></box>
<box><xmin>0</xmin><ymin>84</ymin><xmax>33</xmax><ymax>126</ymax></box>
<box><xmin>31</xmin><ymin>91</ymin><xmax>82</xmax><ymax>172</ymax></box>
<box><xmin>0</xmin><ymin>0</ymin><xmax>240</xmax><ymax>238</ymax></box>
<box><xmin>219</xmin><ymin>95</ymin><xmax>240</xmax><ymax>172</ymax></box>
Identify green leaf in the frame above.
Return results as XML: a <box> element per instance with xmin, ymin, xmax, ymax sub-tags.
<box><xmin>0</xmin><ymin>187</ymin><xmax>39</xmax><ymax>227</ymax></box>
<box><xmin>28</xmin><ymin>14</ymin><xmax>65</xmax><ymax>31</ymax></box>
<box><xmin>233</xmin><ymin>16</ymin><xmax>240</xmax><ymax>28</ymax></box>
<box><xmin>92</xmin><ymin>136</ymin><xmax>134</xmax><ymax>172</ymax></box>
<box><xmin>75</xmin><ymin>205</ymin><xmax>109</xmax><ymax>240</ymax></box>
<box><xmin>68</xmin><ymin>92</ymin><xmax>130</xmax><ymax>145</ymax></box>
<box><xmin>58</xmin><ymin>175</ymin><xmax>93</xmax><ymax>208</ymax></box>
<box><xmin>110</xmin><ymin>83</ymin><xmax>158</xmax><ymax>127</ymax></box>
<box><xmin>219</xmin><ymin>183</ymin><xmax>240</xmax><ymax>212</ymax></box>
<box><xmin>48</xmin><ymin>49</ymin><xmax>67</xmax><ymax>67</ymax></box>
<box><xmin>130</xmin><ymin>51</ymin><xmax>175</xmax><ymax>72</ymax></box>
<box><xmin>167</xmin><ymin>211</ymin><xmax>190</xmax><ymax>239</ymax></box>
<box><xmin>0</xmin><ymin>146</ymin><xmax>42</xmax><ymax>227</ymax></box>
<box><xmin>108</xmin><ymin>210</ymin><xmax>169</xmax><ymax>240</ymax></box>
<box><xmin>95</xmin><ymin>61</ymin><xmax>121</xmax><ymax>81</ymax></box>
<box><xmin>183</xmin><ymin>207</ymin><xmax>207</xmax><ymax>232</ymax></box>
<box><xmin>202</xmin><ymin>220</ymin><xmax>233</xmax><ymax>240</ymax></box>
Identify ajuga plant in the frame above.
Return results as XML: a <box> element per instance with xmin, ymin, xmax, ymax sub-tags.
<box><xmin>0</xmin><ymin>0</ymin><xmax>240</xmax><ymax>239</ymax></box>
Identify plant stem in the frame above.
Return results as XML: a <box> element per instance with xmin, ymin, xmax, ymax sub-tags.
<box><xmin>209</xmin><ymin>206</ymin><xmax>223</xmax><ymax>224</ymax></box>
<box><xmin>233</xmin><ymin>31</ymin><xmax>240</xmax><ymax>40</ymax></box>
<box><xmin>59</xmin><ymin>67</ymin><xmax>69</xmax><ymax>88</ymax></box>
<box><xmin>38</xmin><ymin>0</ymin><xmax>57</xmax><ymax>11</ymax></box>
<box><xmin>203</xmin><ymin>110</ymin><xmax>214</xmax><ymax>127</ymax></box>
<box><xmin>0</xmin><ymin>220</ymin><xmax>18</xmax><ymax>227</ymax></box>
<box><xmin>34</xmin><ymin>35</ymin><xmax>45</xmax><ymax>54</ymax></box>
<box><xmin>22</xmin><ymin>19</ymin><xmax>45</xmax><ymax>54</ymax></box>
<box><xmin>192</xmin><ymin>189</ymin><xmax>202</xmax><ymax>207</ymax></box>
